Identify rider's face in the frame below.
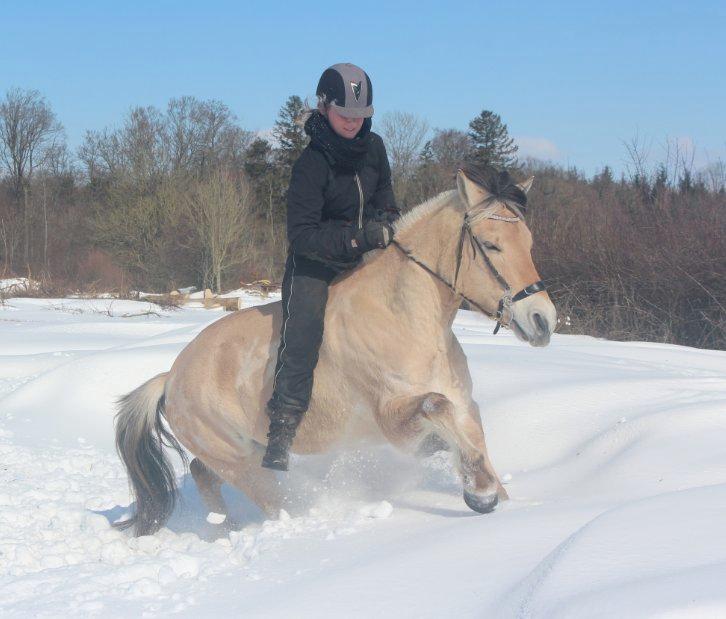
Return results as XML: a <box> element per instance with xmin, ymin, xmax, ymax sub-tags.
<box><xmin>325</xmin><ymin>106</ymin><xmax>365</xmax><ymax>140</ymax></box>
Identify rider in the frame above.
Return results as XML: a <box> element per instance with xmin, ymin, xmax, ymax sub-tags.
<box><xmin>262</xmin><ymin>63</ymin><xmax>400</xmax><ymax>471</ymax></box>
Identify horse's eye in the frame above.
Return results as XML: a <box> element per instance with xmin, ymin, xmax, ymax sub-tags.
<box><xmin>483</xmin><ymin>241</ymin><xmax>501</xmax><ymax>252</ymax></box>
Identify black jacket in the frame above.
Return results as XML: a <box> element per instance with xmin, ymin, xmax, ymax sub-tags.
<box><xmin>286</xmin><ymin>132</ymin><xmax>399</xmax><ymax>269</ymax></box>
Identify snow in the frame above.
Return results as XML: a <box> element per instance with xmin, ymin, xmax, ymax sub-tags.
<box><xmin>0</xmin><ymin>278</ymin><xmax>37</xmax><ymax>294</ymax></box>
<box><xmin>1</xmin><ymin>287</ymin><xmax>725</xmax><ymax>617</ymax></box>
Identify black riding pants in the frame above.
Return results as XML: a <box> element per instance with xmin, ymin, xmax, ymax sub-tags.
<box><xmin>267</xmin><ymin>253</ymin><xmax>340</xmax><ymax>414</ymax></box>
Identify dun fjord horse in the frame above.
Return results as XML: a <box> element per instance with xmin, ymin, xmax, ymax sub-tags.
<box><xmin>116</xmin><ymin>166</ymin><xmax>556</xmax><ymax>535</ymax></box>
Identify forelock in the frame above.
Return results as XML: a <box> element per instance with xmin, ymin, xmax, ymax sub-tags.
<box><xmin>461</xmin><ymin>163</ymin><xmax>528</xmax><ymax>213</ymax></box>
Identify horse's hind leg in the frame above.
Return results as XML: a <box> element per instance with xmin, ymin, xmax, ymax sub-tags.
<box><xmin>193</xmin><ymin>443</ymin><xmax>283</xmax><ymax>521</ymax></box>
<box><xmin>376</xmin><ymin>392</ymin><xmax>505</xmax><ymax>513</ymax></box>
<box><xmin>224</xmin><ymin>445</ymin><xmax>283</xmax><ymax>518</ymax></box>
<box><xmin>190</xmin><ymin>458</ymin><xmax>238</xmax><ymax>530</ymax></box>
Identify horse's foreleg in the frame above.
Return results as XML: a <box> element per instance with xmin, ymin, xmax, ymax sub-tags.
<box><xmin>456</xmin><ymin>401</ymin><xmax>509</xmax><ymax>504</ymax></box>
<box><xmin>376</xmin><ymin>393</ymin><xmax>505</xmax><ymax>513</ymax></box>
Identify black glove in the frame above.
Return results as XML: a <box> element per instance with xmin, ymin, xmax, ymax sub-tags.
<box><xmin>374</xmin><ymin>206</ymin><xmax>402</xmax><ymax>225</ymax></box>
<box><xmin>351</xmin><ymin>221</ymin><xmax>394</xmax><ymax>253</ymax></box>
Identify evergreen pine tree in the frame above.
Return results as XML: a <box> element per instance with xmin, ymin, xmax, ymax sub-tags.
<box><xmin>244</xmin><ymin>137</ymin><xmax>285</xmax><ymax>219</ymax></box>
<box><xmin>244</xmin><ymin>137</ymin><xmax>273</xmax><ymax>183</ymax></box>
<box><xmin>650</xmin><ymin>164</ymin><xmax>669</xmax><ymax>203</ymax></box>
<box><xmin>419</xmin><ymin>140</ymin><xmax>434</xmax><ymax>164</ymax></box>
<box><xmin>272</xmin><ymin>95</ymin><xmax>307</xmax><ymax>170</ymax></box>
<box><xmin>467</xmin><ymin>110</ymin><xmax>518</xmax><ymax>169</ymax></box>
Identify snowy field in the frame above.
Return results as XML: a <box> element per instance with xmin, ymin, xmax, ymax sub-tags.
<box><xmin>1</xmin><ymin>290</ymin><xmax>725</xmax><ymax>618</ymax></box>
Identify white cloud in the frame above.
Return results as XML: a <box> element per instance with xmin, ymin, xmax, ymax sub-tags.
<box><xmin>514</xmin><ymin>136</ymin><xmax>561</xmax><ymax>161</ymax></box>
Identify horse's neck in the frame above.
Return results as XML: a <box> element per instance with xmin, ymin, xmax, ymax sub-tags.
<box><xmin>348</xmin><ymin>199</ymin><xmax>464</xmax><ymax>331</ymax></box>
<box><xmin>391</xmin><ymin>249</ymin><xmax>463</xmax><ymax>330</ymax></box>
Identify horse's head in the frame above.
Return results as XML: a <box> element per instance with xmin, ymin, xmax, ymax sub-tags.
<box><xmin>455</xmin><ymin>164</ymin><xmax>556</xmax><ymax>346</ymax></box>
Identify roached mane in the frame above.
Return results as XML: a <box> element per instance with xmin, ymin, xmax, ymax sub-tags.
<box><xmin>392</xmin><ymin>189</ymin><xmax>458</xmax><ymax>234</ymax></box>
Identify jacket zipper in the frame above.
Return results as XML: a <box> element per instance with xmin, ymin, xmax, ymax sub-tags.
<box><xmin>355</xmin><ymin>173</ymin><xmax>364</xmax><ymax>229</ymax></box>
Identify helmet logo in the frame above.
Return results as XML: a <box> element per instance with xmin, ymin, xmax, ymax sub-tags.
<box><xmin>350</xmin><ymin>81</ymin><xmax>362</xmax><ymax>101</ymax></box>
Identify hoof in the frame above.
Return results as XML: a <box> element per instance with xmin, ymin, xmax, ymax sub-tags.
<box><xmin>221</xmin><ymin>517</ymin><xmax>243</xmax><ymax>532</ymax></box>
<box><xmin>463</xmin><ymin>490</ymin><xmax>498</xmax><ymax>514</ymax></box>
<box><xmin>201</xmin><ymin>518</ymin><xmax>243</xmax><ymax>541</ymax></box>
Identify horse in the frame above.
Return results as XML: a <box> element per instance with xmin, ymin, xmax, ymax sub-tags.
<box><xmin>115</xmin><ymin>165</ymin><xmax>557</xmax><ymax>536</ymax></box>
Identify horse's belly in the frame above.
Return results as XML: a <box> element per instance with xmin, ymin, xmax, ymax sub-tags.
<box><xmin>292</xmin><ymin>372</ymin><xmax>386</xmax><ymax>454</ymax></box>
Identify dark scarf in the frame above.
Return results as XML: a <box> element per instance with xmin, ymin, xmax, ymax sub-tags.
<box><xmin>304</xmin><ymin>111</ymin><xmax>372</xmax><ymax>172</ymax></box>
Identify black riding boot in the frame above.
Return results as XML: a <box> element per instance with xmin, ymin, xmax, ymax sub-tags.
<box><xmin>261</xmin><ymin>405</ymin><xmax>304</xmax><ymax>471</ymax></box>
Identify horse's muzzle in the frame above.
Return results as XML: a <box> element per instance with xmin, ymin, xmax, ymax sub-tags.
<box><xmin>511</xmin><ymin>298</ymin><xmax>556</xmax><ymax>347</ymax></box>
<box><xmin>529</xmin><ymin>310</ymin><xmax>552</xmax><ymax>346</ymax></box>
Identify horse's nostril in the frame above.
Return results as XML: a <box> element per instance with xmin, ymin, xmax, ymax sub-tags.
<box><xmin>532</xmin><ymin>312</ymin><xmax>548</xmax><ymax>335</ymax></box>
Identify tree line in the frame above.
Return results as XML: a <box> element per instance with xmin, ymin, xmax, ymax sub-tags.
<box><xmin>0</xmin><ymin>88</ymin><xmax>724</xmax><ymax>349</ymax></box>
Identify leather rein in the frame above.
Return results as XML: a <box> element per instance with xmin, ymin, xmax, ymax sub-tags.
<box><xmin>391</xmin><ymin>209</ymin><xmax>546</xmax><ymax>334</ymax></box>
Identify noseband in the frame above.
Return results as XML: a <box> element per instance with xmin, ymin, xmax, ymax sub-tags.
<box><xmin>391</xmin><ymin>206</ymin><xmax>546</xmax><ymax>334</ymax></box>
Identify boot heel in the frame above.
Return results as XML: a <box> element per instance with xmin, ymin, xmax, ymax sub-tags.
<box><xmin>261</xmin><ymin>407</ymin><xmax>303</xmax><ymax>471</ymax></box>
<box><xmin>261</xmin><ymin>450</ymin><xmax>290</xmax><ymax>471</ymax></box>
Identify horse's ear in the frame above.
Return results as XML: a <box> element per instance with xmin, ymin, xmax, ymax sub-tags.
<box><xmin>517</xmin><ymin>176</ymin><xmax>534</xmax><ymax>194</ymax></box>
<box><xmin>457</xmin><ymin>169</ymin><xmax>490</xmax><ymax>209</ymax></box>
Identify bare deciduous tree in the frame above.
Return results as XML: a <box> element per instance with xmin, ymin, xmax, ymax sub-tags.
<box><xmin>379</xmin><ymin>111</ymin><xmax>429</xmax><ymax>206</ymax></box>
<box><xmin>38</xmin><ymin>141</ymin><xmax>73</xmax><ymax>266</ymax></box>
<box><xmin>79</xmin><ymin>97</ymin><xmax>251</xmax><ymax>183</ymax></box>
<box><xmin>405</xmin><ymin>129</ymin><xmax>471</xmax><ymax>206</ymax></box>
<box><xmin>185</xmin><ymin>169</ymin><xmax>254</xmax><ymax>292</ymax></box>
<box><xmin>0</xmin><ymin>88</ymin><xmax>63</xmax><ymax>267</ymax></box>
<box><xmin>79</xmin><ymin>107</ymin><xmax>166</xmax><ymax>186</ymax></box>
<box><xmin>166</xmin><ymin>96</ymin><xmax>204</xmax><ymax>172</ymax></box>
<box><xmin>623</xmin><ymin>133</ymin><xmax>653</xmax><ymax>185</ymax></box>
<box><xmin>428</xmin><ymin>128</ymin><xmax>471</xmax><ymax>171</ymax></box>
<box><xmin>702</xmin><ymin>159</ymin><xmax>726</xmax><ymax>193</ymax></box>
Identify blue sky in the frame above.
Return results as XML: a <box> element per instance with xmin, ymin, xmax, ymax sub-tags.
<box><xmin>2</xmin><ymin>0</ymin><xmax>724</xmax><ymax>175</ymax></box>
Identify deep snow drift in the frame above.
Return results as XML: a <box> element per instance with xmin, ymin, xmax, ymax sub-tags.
<box><xmin>1</xmin><ymin>292</ymin><xmax>725</xmax><ymax>618</ymax></box>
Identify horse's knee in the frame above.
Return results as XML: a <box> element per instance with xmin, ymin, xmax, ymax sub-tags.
<box><xmin>420</xmin><ymin>392</ymin><xmax>453</xmax><ymax>418</ymax></box>
<box><xmin>417</xmin><ymin>393</ymin><xmax>457</xmax><ymax>445</ymax></box>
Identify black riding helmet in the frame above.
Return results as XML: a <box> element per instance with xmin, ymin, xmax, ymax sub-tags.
<box><xmin>316</xmin><ymin>63</ymin><xmax>374</xmax><ymax>118</ymax></box>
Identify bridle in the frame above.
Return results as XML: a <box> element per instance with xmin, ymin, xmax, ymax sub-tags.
<box><xmin>390</xmin><ymin>202</ymin><xmax>546</xmax><ymax>334</ymax></box>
